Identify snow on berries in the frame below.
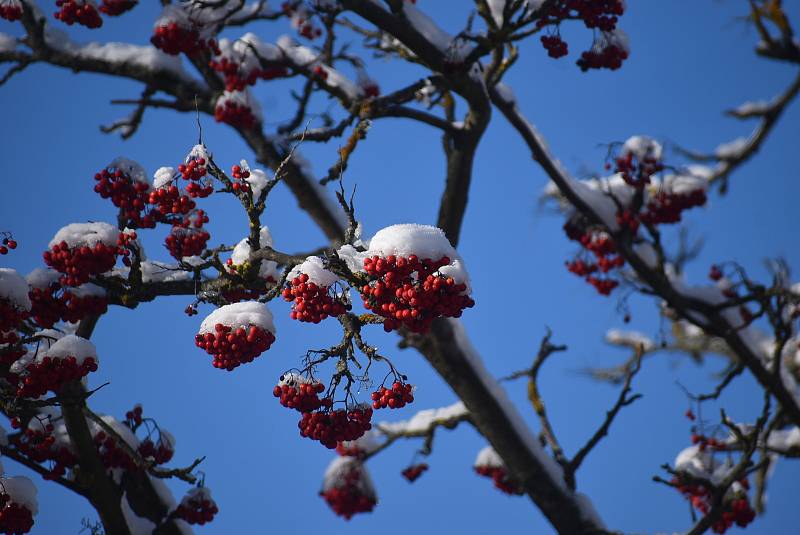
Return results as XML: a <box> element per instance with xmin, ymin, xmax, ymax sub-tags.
<box><xmin>401</xmin><ymin>463</ymin><xmax>428</xmax><ymax>483</ymax></box>
<box><xmin>150</xmin><ymin>4</ymin><xmax>213</xmax><ymax>56</ymax></box>
<box><xmin>359</xmin><ymin>224</ymin><xmax>474</xmax><ymax>333</ymax></box>
<box><xmin>473</xmin><ymin>446</ymin><xmax>523</xmax><ymax>496</ymax></box>
<box><xmin>283</xmin><ymin>257</ymin><xmax>346</xmax><ymax>323</ymax></box>
<box><xmin>165</xmin><ymin>211</ymin><xmax>210</xmax><ymax>260</ymax></box>
<box><xmin>370</xmin><ymin>381</ymin><xmax>414</xmax><ymax>410</ymax></box>
<box><xmin>12</xmin><ymin>417</ymin><xmax>77</xmax><ymax>481</ymax></box>
<box><xmin>93</xmin><ymin>157</ymin><xmax>156</xmax><ymax>228</ymax></box>
<box><xmin>577</xmin><ymin>29</ymin><xmax>629</xmax><ymax>72</ymax></box>
<box><xmin>320</xmin><ymin>457</ymin><xmax>376</xmax><ymax>520</ymax></box>
<box><xmin>273</xmin><ymin>373</ymin><xmax>331</xmax><ymax>412</ymax></box>
<box><xmin>214</xmin><ymin>90</ymin><xmax>261</xmax><ymax>129</ymax></box>
<box><xmin>283</xmin><ymin>2</ymin><xmax>323</xmax><ymax>40</ymax></box>
<box><xmin>179</xmin><ymin>145</ymin><xmax>213</xmax><ymax>198</ymax></box>
<box><xmin>44</xmin><ymin>222</ymin><xmax>125</xmax><ymax>286</ymax></box>
<box><xmin>12</xmin><ymin>334</ymin><xmax>99</xmax><ymax>399</ymax></box>
<box><xmin>0</xmin><ymin>474</ymin><xmax>37</xmax><ymax>534</ymax></box>
<box><xmin>175</xmin><ymin>487</ymin><xmax>218</xmax><ymax>525</ymax></box>
<box><xmin>672</xmin><ymin>445</ymin><xmax>756</xmax><ymax>533</ymax></box>
<box><xmin>209</xmin><ymin>34</ymin><xmax>287</xmax><ymax>92</ymax></box>
<box><xmin>54</xmin><ymin>0</ymin><xmax>102</xmax><ymax>29</ymax></box>
<box><xmin>0</xmin><ymin>268</ymin><xmax>31</xmax><ymax>344</ymax></box>
<box><xmin>298</xmin><ymin>405</ymin><xmax>373</xmax><ymax>449</ymax></box>
<box><xmin>0</xmin><ymin>0</ymin><xmax>22</xmax><ymax>21</ymax></box>
<box><xmin>195</xmin><ymin>301</ymin><xmax>276</xmax><ymax>371</ymax></box>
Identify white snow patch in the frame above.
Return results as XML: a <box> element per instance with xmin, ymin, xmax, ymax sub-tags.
<box><xmin>0</xmin><ymin>268</ymin><xmax>32</xmax><ymax>311</ymax></box>
<box><xmin>322</xmin><ymin>456</ymin><xmax>376</xmax><ymax>499</ymax></box>
<box><xmin>45</xmin><ymin>334</ymin><xmax>98</xmax><ymax>365</ymax></box>
<box><xmin>49</xmin><ymin>222</ymin><xmax>118</xmax><ymax>249</ymax></box>
<box><xmin>229</xmin><ymin>226</ymin><xmax>278</xmax><ymax>280</ymax></box>
<box><xmin>715</xmin><ymin>137</ymin><xmax>749</xmax><ymax>159</ymax></box>
<box><xmin>153</xmin><ymin>167</ymin><xmax>176</xmax><ymax>189</ymax></box>
<box><xmin>288</xmin><ymin>256</ymin><xmax>339</xmax><ymax>287</ymax></box>
<box><xmin>378</xmin><ymin>401</ymin><xmax>467</xmax><ymax>435</ymax></box>
<box><xmin>26</xmin><ymin>268</ymin><xmax>60</xmax><ymax>290</ymax></box>
<box><xmin>605</xmin><ymin>329</ymin><xmax>655</xmax><ymax>352</ymax></box>
<box><xmin>0</xmin><ymin>476</ymin><xmax>38</xmax><ymax>514</ymax></box>
<box><xmin>198</xmin><ymin>301</ymin><xmax>276</xmax><ymax>335</ymax></box>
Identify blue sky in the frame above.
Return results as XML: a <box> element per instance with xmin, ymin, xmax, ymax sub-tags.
<box><xmin>1</xmin><ymin>1</ymin><xmax>799</xmax><ymax>534</ymax></box>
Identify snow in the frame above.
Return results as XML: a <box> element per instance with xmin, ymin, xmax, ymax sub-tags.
<box><xmin>109</xmin><ymin>157</ymin><xmax>147</xmax><ymax>183</ymax></box>
<box><xmin>276</xmin><ymin>36</ymin><xmax>361</xmax><ymax>101</ymax></box>
<box><xmin>0</xmin><ymin>476</ymin><xmax>38</xmax><ymax>514</ymax></box>
<box><xmin>45</xmin><ymin>334</ymin><xmax>98</xmax><ymax>365</ymax></box>
<box><xmin>621</xmin><ymin>135</ymin><xmax>663</xmax><ymax>162</ymax></box>
<box><xmin>402</xmin><ymin>2</ymin><xmax>471</xmax><ymax>61</ymax></box>
<box><xmin>338</xmin><ymin>430</ymin><xmax>381</xmax><ymax>455</ymax></box>
<box><xmin>660</xmin><ymin>170</ymin><xmax>709</xmax><ymax>195</ymax></box>
<box><xmin>186</xmin><ymin>144</ymin><xmax>212</xmax><ymax>164</ymax></box>
<box><xmin>140</xmin><ymin>261</ymin><xmax>194</xmax><ymax>284</ymax></box>
<box><xmin>378</xmin><ymin>401</ymin><xmax>467</xmax><ymax>435</ymax></box>
<box><xmin>26</xmin><ymin>268</ymin><xmax>60</xmax><ymax>289</ymax></box>
<box><xmin>494</xmin><ymin>82</ymin><xmax>516</xmax><ymax>104</ymax></box>
<box><xmin>715</xmin><ymin>137</ymin><xmax>749</xmax><ymax>159</ymax></box>
<box><xmin>605</xmin><ymin>329</ymin><xmax>655</xmax><ymax>352</ymax></box>
<box><xmin>121</xmin><ymin>493</ymin><xmax>156</xmax><ymax>535</ymax></box>
<box><xmin>0</xmin><ymin>268</ymin><xmax>32</xmax><ymax>311</ymax></box>
<box><xmin>181</xmin><ymin>486</ymin><xmax>213</xmax><ymax>506</ymax></box>
<box><xmin>0</xmin><ymin>33</ymin><xmax>16</xmax><ymax>53</ymax></box>
<box><xmin>674</xmin><ymin>445</ymin><xmax>737</xmax><ymax>486</ymax></box>
<box><xmin>336</xmin><ymin>244</ymin><xmax>368</xmax><ymax>273</ymax></box>
<box><xmin>474</xmin><ymin>445</ymin><xmax>504</xmax><ymax>468</ymax></box>
<box><xmin>153</xmin><ymin>167</ymin><xmax>176</xmax><ymax>189</ymax></box>
<box><xmin>198</xmin><ymin>301</ymin><xmax>276</xmax><ymax>335</ymax></box>
<box><xmin>732</xmin><ymin>100</ymin><xmax>770</xmax><ymax>116</ymax></box>
<box><xmin>229</xmin><ymin>226</ymin><xmax>279</xmax><ymax>281</ymax></box>
<box><xmin>322</xmin><ymin>456</ymin><xmax>376</xmax><ymax>499</ymax></box>
<box><xmin>148</xmin><ymin>475</ymin><xmax>177</xmax><ymax>510</ymax></box>
<box><xmin>767</xmin><ymin>427</ymin><xmax>800</xmax><ymax>452</ymax></box>
<box><xmin>238</xmin><ymin>160</ymin><xmax>270</xmax><ymax>200</ymax></box>
<box><xmin>367</xmin><ymin>224</ymin><xmax>456</xmax><ymax>260</ymax></box>
<box><xmin>633</xmin><ymin>242</ymin><xmax>658</xmax><ymax>269</ymax></box>
<box><xmin>288</xmin><ymin>256</ymin><xmax>339</xmax><ymax>287</ymax></box>
<box><xmin>237</xmin><ymin>32</ymin><xmax>281</xmax><ymax>62</ymax></box>
<box><xmin>91</xmin><ymin>415</ymin><xmax>138</xmax><ymax>449</ymax></box>
<box><xmin>49</xmin><ymin>222</ymin><xmax>118</xmax><ymax>249</ymax></box>
<box><xmin>69</xmin><ymin>282</ymin><xmax>106</xmax><ymax>298</ymax></box>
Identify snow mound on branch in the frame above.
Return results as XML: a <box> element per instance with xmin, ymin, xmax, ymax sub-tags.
<box><xmin>288</xmin><ymin>256</ymin><xmax>339</xmax><ymax>287</ymax></box>
<box><xmin>621</xmin><ymin>135</ymin><xmax>662</xmax><ymax>161</ymax></box>
<box><xmin>322</xmin><ymin>456</ymin><xmax>376</xmax><ymax>497</ymax></box>
<box><xmin>140</xmin><ymin>261</ymin><xmax>194</xmax><ymax>284</ymax></box>
<box><xmin>237</xmin><ymin>160</ymin><xmax>270</xmax><ymax>200</ymax></box>
<box><xmin>44</xmin><ymin>334</ymin><xmax>98</xmax><ymax>365</ymax></box>
<box><xmin>49</xmin><ymin>222</ymin><xmax>118</xmax><ymax>249</ymax></box>
<box><xmin>336</xmin><ymin>245</ymin><xmax>368</xmax><ymax>273</ymax></box>
<box><xmin>121</xmin><ymin>492</ymin><xmax>156</xmax><ymax>535</ymax></box>
<box><xmin>90</xmin><ymin>415</ymin><xmax>138</xmax><ymax>449</ymax></box>
<box><xmin>198</xmin><ymin>301</ymin><xmax>276</xmax><ymax>335</ymax></box>
<box><xmin>378</xmin><ymin>401</ymin><xmax>467</xmax><ymax>435</ymax></box>
<box><xmin>109</xmin><ymin>157</ymin><xmax>147</xmax><ymax>183</ymax></box>
<box><xmin>0</xmin><ymin>33</ymin><xmax>16</xmax><ymax>53</ymax></box>
<box><xmin>0</xmin><ymin>268</ymin><xmax>32</xmax><ymax>311</ymax></box>
<box><xmin>367</xmin><ymin>224</ymin><xmax>456</xmax><ymax>260</ymax></box>
<box><xmin>767</xmin><ymin>427</ymin><xmax>800</xmax><ymax>451</ymax></box>
<box><xmin>605</xmin><ymin>329</ymin><xmax>655</xmax><ymax>352</ymax></box>
<box><xmin>153</xmin><ymin>167</ymin><xmax>176</xmax><ymax>189</ymax></box>
<box><xmin>338</xmin><ymin>430</ymin><xmax>381</xmax><ymax>455</ymax></box>
<box><xmin>69</xmin><ymin>283</ymin><xmax>106</xmax><ymax>298</ymax></box>
<box><xmin>276</xmin><ymin>36</ymin><xmax>362</xmax><ymax>100</ymax></box>
<box><xmin>0</xmin><ymin>475</ymin><xmax>38</xmax><ymax>514</ymax></box>
<box><xmin>474</xmin><ymin>446</ymin><xmax>504</xmax><ymax>468</ymax></box>
<box><xmin>674</xmin><ymin>445</ymin><xmax>734</xmax><ymax>485</ymax></box>
<box><xmin>186</xmin><ymin>144</ymin><xmax>211</xmax><ymax>163</ymax></box>
<box><xmin>229</xmin><ymin>226</ymin><xmax>278</xmax><ymax>280</ymax></box>
<box><xmin>26</xmin><ymin>268</ymin><xmax>60</xmax><ymax>289</ymax></box>
<box><xmin>715</xmin><ymin>137</ymin><xmax>749</xmax><ymax>159</ymax></box>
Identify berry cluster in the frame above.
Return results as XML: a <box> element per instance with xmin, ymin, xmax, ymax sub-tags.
<box><xmin>538</xmin><ymin>1</ymin><xmax>624</xmax><ymax>33</ymax></box>
<box><xmin>540</xmin><ymin>35</ymin><xmax>568</xmax><ymax>58</ymax></box>
<box><xmin>148</xmin><ymin>183</ymin><xmax>196</xmax><ymax>219</ymax></box>
<box><xmin>175</xmin><ymin>487</ymin><xmax>218</xmax><ymax>525</ymax></box>
<box><xmin>93</xmin><ymin>429</ymin><xmax>137</xmax><ymax>472</ymax></box>
<box><xmin>282</xmin><ymin>2</ymin><xmax>322</xmax><ymax>39</ymax></box>
<box><xmin>282</xmin><ymin>273</ymin><xmax>347</xmax><ymax>324</ymax></box>
<box><xmin>690</xmin><ymin>433</ymin><xmax>728</xmax><ymax>452</ymax></box>
<box><xmin>13</xmin><ymin>354</ymin><xmax>98</xmax><ymax>398</ymax></box>
<box><xmin>0</xmin><ymin>236</ymin><xmax>17</xmax><ymax>255</ymax></box>
<box><xmin>319</xmin><ymin>466</ymin><xmax>376</xmax><ymax>520</ymax></box>
<box><xmin>54</xmin><ymin>0</ymin><xmax>102</xmax><ymax>28</ymax></box>
<box><xmin>0</xmin><ymin>496</ymin><xmax>34</xmax><ymax>534</ymax></box>
<box><xmin>27</xmin><ymin>284</ymin><xmax>61</xmax><ymax>329</ymax></box>
<box><xmin>44</xmin><ymin>237</ymin><xmax>125</xmax><ymax>287</ymax></box>
<box><xmin>124</xmin><ymin>404</ymin><xmax>144</xmax><ymax>427</ymax></box>
<box><xmin>0</xmin><ymin>299</ymin><xmax>27</xmax><ymax>342</ymax></box>
<box><xmin>370</xmin><ymin>381</ymin><xmax>414</xmax><ymax>410</ymax></box>
<box><xmin>179</xmin><ymin>156</ymin><xmax>213</xmax><ymax>199</ymax></box>
<box><xmin>639</xmin><ymin>189</ymin><xmax>708</xmax><ymax>225</ymax></box>
<box><xmin>137</xmin><ymin>437</ymin><xmax>174</xmax><ymax>465</ymax></box>
<box><xmin>474</xmin><ymin>465</ymin><xmax>524</xmax><ymax>495</ymax></box>
<box><xmin>215</xmin><ymin>97</ymin><xmax>258</xmax><ymax>129</ymax></box>
<box><xmin>209</xmin><ymin>56</ymin><xmax>288</xmax><ymax>92</ymax></box>
<box><xmin>13</xmin><ymin>423</ymin><xmax>77</xmax><ymax>480</ymax></box>
<box><xmin>673</xmin><ymin>478</ymin><xmax>755</xmax><ymax>534</ymax></box>
<box><xmin>614</xmin><ymin>148</ymin><xmax>663</xmax><ymax>189</ymax></box>
<box><xmin>360</xmin><ymin>255</ymin><xmax>474</xmax><ymax>334</ymax></box>
<box><xmin>93</xmin><ymin>166</ymin><xmax>155</xmax><ymax>228</ymax></box>
<box><xmin>401</xmin><ymin>463</ymin><xmax>428</xmax><ymax>483</ymax></box>
<box><xmin>577</xmin><ymin>40</ymin><xmax>628</xmax><ymax>71</ymax></box>
<box><xmin>312</xmin><ymin>65</ymin><xmax>328</xmax><ymax>81</ymax></box>
<box><xmin>563</xmin><ymin>223</ymin><xmax>623</xmax><ymax>295</ymax></box>
<box><xmin>151</xmin><ymin>23</ymin><xmax>206</xmax><ymax>56</ymax></box>
<box><xmin>28</xmin><ymin>283</ymin><xmax>107</xmax><ymax>328</ymax></box>
<box><xmin>98</xmin><ymin>0</ymin><xmax>135</xmax><ymax>16</ymax></box>
<box><xmin>165</xmin><ymin>213</ymin><xmax>210</xmax><ymax>260</ymax></box>
<box><xmin>298</xmin><ymin>407</ymin><xmax>373</xmax><ymax>449</ymax></box>
<box><xmin>0</xmin><ymin>0</ymin><xmax>22</xmax><ymax>21</ymax></box>
<box><xmin>273</xmin><ymin>376</ymin><xmax>331</xmax><ymax>413</ymax></box>
<box><xmin>194</xmin><ymin>323</ymin><xmax>276</xmax><ymax>371</ymax></box>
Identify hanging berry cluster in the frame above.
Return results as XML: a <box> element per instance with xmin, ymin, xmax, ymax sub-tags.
<box><xmin>123</xmin><ymin>405</ymin><xmax>175</xmax><ymax>465</ymax></box>
<box><xmin>28</xmin><ymin>273</ymin><xmax>107</xmax><ymax>329</ymax></box>
<box><xmin>283</xmin><ymin>273</ymin><xmax>347</xmax><ymax>324</ymax></box>
<box><xmin>672</xmin><ymin>477</ymin><xmax>755</xmax><ymax>534</ymax></box>
<box><xmin>175</xmin><ymin>487</ymin><xmax>218</xmax><ymax>525</ymax></box>
<box><xmin>320</xmin><ymin>458</ymin><xmax>377</xmax><ymax>520</ymax></box>
<box><xmin>11</xmin><ymin>334</ymin><xmax>99</xmax><ymax>399</ymax></box>
<box><xmin>401</xmin><ymin>463</ymin><xmax>428</xmax><ymax>483</ymax></box>
<box><xmin>0</xmin><ymin>0</ymin><xmax>23</xmax><ymax>21</ymax></box>
<box><xmin>209</xmin><ymin>41</ymin><xmax>288</xmax><ymax>92</ymax></box>
<box><xmin>179</xmin><ymin>153</ymin><xmax>213</xmax><ymax>198</ymax></box>
<box><xmin>215</xmin><ymin>91</ymin><xmax>259</xmax><ymax>129</ymax></box>
<box><xmin>94</xmin><ymin>164</ymin><xmax>156</xmax><ymax>228</ymax></box>
<box><xmin>0</xmin><ymin>492</ymin><xmax>34</xmax><ymax>535</ymax></box>
<box><xmin>43</xmin><ymin>223</ymin><xmax>133</xmax><ymax>286</ymax></box>
<box><xmin>563</xmin><ymin>222</ymin><xmax>622</xmax><ymax>295</ymax></box>
<box><xmin>195</xmin><ymin>302</ymin><xmax>277</xmax><ymax>371</ymax></box>
<box><xmin>165</xmin><ymin>211</ymin><xmax>210</xmax><ymax>260</ymax></box>
<box><xmin>360</xmin><ymin>254</ymin><xmax>473</xmax><ymax>333</ymax></box>
<box><xmin>12</xmin><ymin>422</ymin><xmax>77</xmax><ymax>481</ymax></box>
<box><xmin>282</xmin><ymin>2</ymin><xmax>322</xmax><ymax>39</ymax></box>
<box><xmin>474</xmin><ymin>447</ymin><xmax>524</xmax><ymax>496</ymax></box>
<box><xmin>370</xmin><ymin>381</ymin><xmax>414</xmax><ymax>410</ymax></box>
<box><xmin>54</xmin><ymin>0</ymin><xmax>102</xmax><ymax>29</ymax></box>
<box><xmin>92</xmin><ymin>428</ymin><xmax>137</xmax><ymax>472</ymax></box>
<box><xmin>98</xmin><ymin>0</ymin><xmax>136</xmax><ymax>16</ymax></box>
<box><xmin>150</xmin><ymin>6</ymin><xmax>217</xmax><ymax>57</ymax></box>
<box><xmin>273</xmin><ymin>374</ymin><xmax>331</xmax><ymax>412</ymax></box>
<box><xmin>299</xmin><ymin>407</ymin><xmax>373</xmax><ymax>449</ymax></box>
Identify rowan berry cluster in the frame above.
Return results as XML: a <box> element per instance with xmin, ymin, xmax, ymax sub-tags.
<box><xmin>175</xmin><ymin>487</ymin><xmax>218</xmax><ymax>525</ymax></box>
<box><xmin>401</xmin><ymin>463</ymin><xmax>428</xmax><ymax>483</ymax></box>
<box><xmin>229</xmin><ymin>164</ymin><xmax>254</xmax><ymax>195</ymax></box>
<box><xmin>563</xmin><ymin>223</ymin><xmax>623</xmax><ymax>295</ymax></box>
<box><xmin>282</xmin><ymin>2</ymin><xmax>322</xmax><ymax>39</ymax></box>
<box><xmin>298</xmin><ymin>407</ymin><xmax>373</xmax><ymax>449</ymax></box>
<box><xmin>614</xmin><ymin>147</ymin><xmax>663</xmax><ymax>189</ymax></box>
<box><xmin>282</xmin><ymin>273</ymin><xmax>347</xmax><ymax>324</ymax></box>
<box><xmin>640</xmin><ymin>189</ymin><xmax>708</xmax><ymax>225</ymax></box>
<box><xmin>12</xmin><ymin>423</ymin><xmax>77</xmax><ymax>480</ymax></box>
<box><xmin>0</xmin><ymin>496</ymin><xmax>34</xmax><ymax>535</ymax></box>
<box><xmin>165</xmin><ymin>212</ymin><xmax>210</xmax><ymax>260</ymax></box>
<box><xmin>54</xmin><ymin>0</ymin><xmax>102</xmax><ymax>28</ymax></box>
<box><xmin>151</xmin><ymin>22</ymin><xmax>206</xmax><ymax>56</ymax></box>
<box><xmin>12</xmin><ymin>353</ymin><xmax>98</xmax><ymax>399</ymax></box>
<box><xmin>690</xmin><ymin>433</ymin><xmax>728</xmax><ymax>452</ymax></box>
<box><xmin>540</xmin><ymin>35</ymin><xmax>568</xmax><ymax>58</ymax></box>
<box><xmin>319</xmin><ymin>466</ymin><xmax>376</xmax><ymax>520</ymax></box>
<box><xmin>0</xmin><ymin>0</ymin><xmax>22</xmax><ymax>21</ymax></box>
<box><xmin>360</xmin><ymin>254</ymin><xmax>474</xmax><ymax>334</ymax></box>
<box><xmin>138</xmin><ymin>437</ymin><xmax>174</xmax><ymax>465</ymax></box>
<box><xmin>98</xmin><ymin>0</ymin><xmax>136</xmax><ymax>16</ymax></box>
<box><xmin>209</xmin><ymin>56</ymin><xmax>288</xmax><ymax>92</ymax></box>
<box><xmin>672</xmin><ymin>478</ymin><xmax>755</xmax><ymax>533</ymax></box>
<box><xmin>148</xmin><ymin>183</ymin><xmax>196</xmax><ymax>219</ymax></box>
<box><xmin>93</xmin><ymin>430</ymin><xmax>137</xmax><ymax>472</ymax></box>
<box><xmin>0</xmin><ymin>300</ymin><xmax>27</xmax><ymax>342</ymax></box>
<box><xmin>29</xmin><ymin>282</ymin><xmax>107</xmax><ymax>328</ymax></box>
<box><xmin>370</xmin><ymin>381</ymin><xmax>414</xmax><ymax>410</ymax></box>
<box><xmin>0</xmin><ymin>235</ymin><xmax>17</xmax><ymax>255</ymax></box>
<box><xmin>44</xmin><ymin>228</ymin><xmax>133</xmax><ymax>287</ymax></box>
<box><xmin>194</xmin><ymin>323</ymin><xmax>276</xmax><ymax>371</ymax></box>
<box><xmin>273</xmin><ymin>375</ymin><xmax>331</xmax><ymax>412</ymax></box>
<box><xmin>577</xmin><ymin>41</ymin><xmax>628</xmax><ymax>71</ymax></box>
<box><xmin>538</xmin><ymin>0</ymin><xmax>624</xmax><ymax>32</ymax></box>
<box><xmin>215</xmin><ymin>98</ymin><xmax>258</xmax><ymax>129</ymax></box>
<box><xmin>93</xmin><ymin>166</ymin><xmax>156</xmax><ymax>228</ymax></box>
<box><xmin>474</xmin><ymin>465</ymin><xmax>524</xmax><ymax>495</ymax></box>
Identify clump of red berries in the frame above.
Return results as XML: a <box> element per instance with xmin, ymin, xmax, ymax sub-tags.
<box><xmin>299</xmin><ymin>407</ymin><xmax>373</xmax><ymax>449</ymax></box>
<box><xmin>474</xmin><ymin>465</ymin><xmax>524</xmax><ymax>495</ymax></box>
<box><xmin>44</xmin><ymin>228</ymin><xmax>130</xmax><ymax>287</ymax></box>
<box><xmin>0</xmin><ymin>494</ymin><xmax>34</xmax><ymax>534</ymax></box>
<box><xmin>165</xmin><ymin>212</ymin><xmax>210</xmax><ymax>260</ymax></box>
<box><xmin>672</xmin><ymin>477</ymin><xmax>755</xmax><ymax>533</ymax></box>
<box><xmin>541</xmin><ymin>35</ymin><xmax>568</xmax><ymax>58</ymax></box>
<box><xmin>0</xmin><ymin>0</ymin><xmax>23</xmax><ymax>21</ymax></box>
<box><xmin>175</xmin><ymin>487</ymin><xmax>218</xmax><ymax>525</ymax></box>
<box><xmin>148</xmin><ymin>183</ymin><xmax>196</xmax><ymax>219</ymax></box>
<box><xmin>54</xmin><ymin>0</ymin><xmax>102</xmax><ymax>28</ymax></box>
<box><xmin>563</xmin><ymin>222</ymin><xmax>623</xmax><ymax>296</ymax></box>
<box><xmin>13</xmin><ymin>421</ymin><xmax>77</xmax><ymax>480</ymax></box>
<box><xmin>93</xmin><ymin>166</ymin><xmax>156</xmax><ymax>228</ymax></box>
<box><xmin>98</xmin><ymin>0</ymin><xmax>135</xmax><ymax>16</ymax></box>
<box><xmin>195</xmin><ymin>323</ymin><xmax>276</xmax><ymax>371</ymax></box>
<box><xmin>577</xmin><ymin>40</ymin><xmax>628</xmax><ymax>71</ymax></box>
<box><xmin>320</xmin><ymin>459</ymin><xmax>376</xmax><ymax>520</ymax></box>
<box><xmin>709</xmin><ymin>265</ymin><xmax>723</xmax><ymax>281</ymax></box>
<box><xmin>614</xmin><ymin>145</ymin><xmax>663</xmax><ymax>189</ymax></box>
<box><xmin>13</xmin><ymin>353</ymin><xmax>98</xmax><ymax>399</ymax></box>
<box><xmin>273</xmin><ymin>375</ymin><xmax>331</xmax><ymax>412</ymax></box>
<box><xmin>0</xmin><ymin>301</ymin><xmax>27</xmax><ymax>343</ymax></box>
<box><xmin>215</xmin><ymin>97</ymin><xmax>258</xmax><ymax>129</ymax></box>
<box><xmin>640</xmin><ymin>189</ymin><xmax>708</xmax><ymax>225</ymax></box>
<box><xmin>360</xmin><ymin>254</ymin><xmax>474</xmax><ymax>334</ymax></box>
<box><xmin>209</xmin><ymin>52</ymin><xmax>288</xmax><ymax>92</ymax></box>
<box><xmin>538</xmin><ymin>0</ymin><xmax>624</xmax><ymax>32</ymax></box>
<box><xmin>282</xmin><ymin>273</ymin><xmax>347</xmax><ymax>324</ymax></box>
<box><xmin>0</xmin><ymin>235</ymin><xmax>17</xmax><ymax>255</ymax></box>
<box><xmin>370</xmin><ymin>381</ymin><xmax>414</xmax><ymax>410</ymax></box>
<box><xmin>93</xmin><ymin>429</ymin><xmax>137</xmax><ymax>472</ymax></box>
<box><xmin>151</xmin><ymin>21</ymin><xmax>205</xmax><ymax>56</ymax></box>
<box><xmin>401</xmin><ymin>463</ymin><xmax>428</xmax><ymax>483</ymax></box>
